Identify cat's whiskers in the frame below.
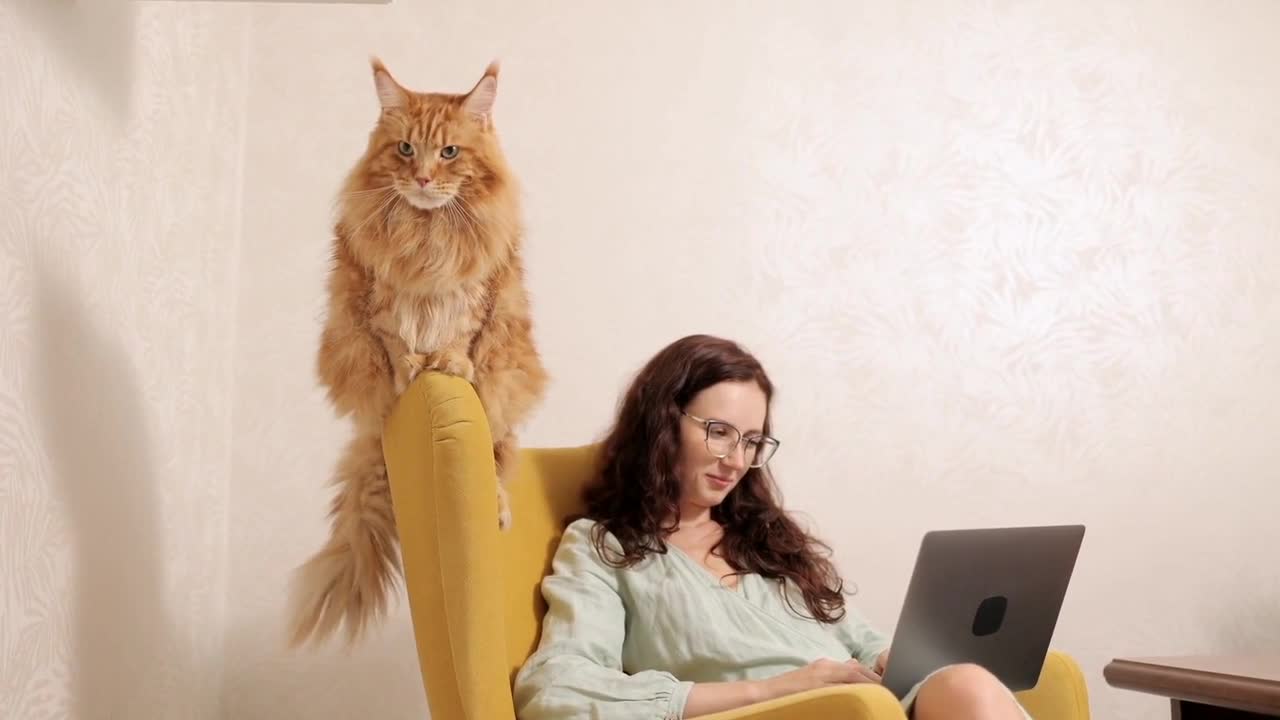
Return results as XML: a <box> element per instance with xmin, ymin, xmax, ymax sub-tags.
<box><xmin>347</xmin><ymin>187</ymin><xmax>400</xmax><ymax>238</ymax></box>
<box><xmin>451</xmin><ymin>195</ymin><xmax>483</xmax><ymax>235</ymax></box>
<box><xmin>458</xmin><ymin>194</ymin><xmax>517</xmax><ymax>240</ymax></box>
<box><xmin>443</xmin><ymin>199</ymin><xmax>474</xmax><ymax>237</ymax></box>
<box><xmin>382</xmin><ymin>197</ymin><xmax>401</xmax><ymax>239</ymax></box>
<box><xmin>452</xmin><ymin>194</ymin><xmax>479</xmax><ymax>223</ymax></box>
<box><xmin>343</xmin><ymin>184</ymin><xmax>396</xmax><ymax>198</ymax></box>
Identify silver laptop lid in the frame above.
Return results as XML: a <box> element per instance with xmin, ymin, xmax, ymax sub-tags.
<box><xmin>880</xmin><ymin>524</ymin><xmax>1085</xmax><ymax>699</ymax></box>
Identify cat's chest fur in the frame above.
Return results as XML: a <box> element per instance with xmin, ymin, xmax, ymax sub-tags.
<box><xmin>370</xmin><ymin>281</ymin><xmax>487</xmax><ymax>354</ymax></box>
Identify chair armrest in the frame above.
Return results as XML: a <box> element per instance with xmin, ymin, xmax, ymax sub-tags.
<box><xmin>382</xmin><ymin>371</ymin><xmax>516</xmax><ymax>720</ymax></box>
<box><xmin>699</xmin><ymin>648</ymin><xmax>1090</xmax><ymax>720</ymax></box>
<box><xmin>699</xmin><ymin>684</ymin><xmax>907</xmax><ymax>720</ymax></box>
<box><xmin>1015</xmin><ymin>651</ymin><xmax>1092</xmax><ymax>720</ymax></box>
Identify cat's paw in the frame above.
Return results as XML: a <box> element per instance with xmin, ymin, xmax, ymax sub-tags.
<box><xmin>427</xmin><ymin>350</ymin><xmax>476</xmax><ymax>384</ymax></box>
<box><xmin>497</xmin><ymin>482</ymin><xmax>513</xmax><ymax>531</ymax></box>
<box><xmin>395</xmin><ymin>353</ymin><xmax>429</xmax><ymax>394</ymax></box>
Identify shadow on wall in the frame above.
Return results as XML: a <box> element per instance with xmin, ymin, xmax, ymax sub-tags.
<box><xmin>33</xmin><ymin>266</ymin><xmax>182</xmax><ymax>718</ymax></box>
<box><xmin>4</xmin><ymin>0</ymin><xmax>134</xmax><ymax>122</ymax></box>
<box><xmin>223</xmin><ymin>610</ymin><xmax>428</xmax><ymax>720</ymax></box>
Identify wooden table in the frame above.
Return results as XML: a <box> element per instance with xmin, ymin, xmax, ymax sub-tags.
<box><xmin>1105</xmin><ymin>656</ymin><xmax>1280</xmax><ymax>719</ymax></box>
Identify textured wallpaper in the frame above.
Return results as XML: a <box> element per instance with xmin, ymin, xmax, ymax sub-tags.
<box><xmin>3</xmin><ymin>2</ymin><xmax>1279</xmax><ymax>720</ymax></box>
<box><xmin>0</xmin><ymin>2</ymin><xmax>250</xmax><ymax>718</ymax></box>
<box><xmin>229</xmin><ymin>3</ymin><xmax>1280</xmax><ymax>720</ymax></box>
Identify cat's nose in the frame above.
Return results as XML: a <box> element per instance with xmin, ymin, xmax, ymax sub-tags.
<box><xmin>416</xmin><ymin>176</ymin><xmax>432</xmax><ymax>188</ymax></box>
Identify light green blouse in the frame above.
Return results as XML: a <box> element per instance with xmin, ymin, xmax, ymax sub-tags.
<box><xmin>512</xmin><ymin>518</ymin><xmax>894</xmax><ymax>720</ymax></box>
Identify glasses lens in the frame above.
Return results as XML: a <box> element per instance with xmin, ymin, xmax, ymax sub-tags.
<box><xmin>747</xmin><ymin>438</ymin><xmax>779</xmax><ymax>467</ymax></box>
<box><xmin>704</xmin><ymin>421</ymin><xmax>738</xmax><ymax>456</ymax></box>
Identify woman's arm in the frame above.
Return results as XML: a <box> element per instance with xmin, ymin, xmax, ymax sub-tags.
<box><xmin>833</xmin><ymin>603</ymin><xmax>893</xmax><ymax>668</ymax></box>
<box><xmin>513</xmin><ymin>520</ymin><xmax>692</xmax><ymax>719</ymax></box>
<box><xmin>683</xmin><ymin>680</ymin><xmax>767</xmax><ymax>717</ymax></box>
<box><xmin>684</xmin><ymin>659</ymin><xmax>882</xmax><ymax>717</ymax></box>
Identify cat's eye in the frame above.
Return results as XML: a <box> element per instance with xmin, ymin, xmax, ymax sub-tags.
<box><xmin>397</xmin><ymin>141</ymin><xmax>414</xmax><ymax>157</ymax></box>
<box><xmin>440</xmin><ymin>145</ymin><xmax>460</xmax><ymax>160</ymax></box>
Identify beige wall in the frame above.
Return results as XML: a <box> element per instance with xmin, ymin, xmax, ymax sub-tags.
<box><xmin>0</xmin><ymin>1</ymin><xmax>250</xmax><ymax>718</ymax></box>
<box><xmin>5</xmin><ymin>1</ymin><xmax>1280</xmax><ymax>719</ymax></box>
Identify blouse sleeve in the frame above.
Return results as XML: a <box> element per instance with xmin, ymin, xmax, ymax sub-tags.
<box><xmin>833</xmin><ymin>602</ymin><xmax>893</xmax><ymax>667</ymax></box>
<box><xmin>512</xmin><ymin>519</ymin><xmax>694</xmax><ymax>720</ymax></box>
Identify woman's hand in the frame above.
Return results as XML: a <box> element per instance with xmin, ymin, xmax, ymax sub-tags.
<box><xmin>874</xmin><ymin>648</ymin><xmax>891</xmax><ymax>675</ymax></box>
<box><xmin>755</xmin><ymin>658</ymin><xmax>881</xmax><ymax>702</ymax></box>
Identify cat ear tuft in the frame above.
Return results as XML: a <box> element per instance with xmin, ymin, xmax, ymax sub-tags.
<box><xmin>462</xmin><ymin>60</ymin><xmax>500</xmax><ymax>122</ymax></box>
<box><xmin>370</xmin><ymin>56</ymin><xmax>408</xmax><ymax>111</ymax></box>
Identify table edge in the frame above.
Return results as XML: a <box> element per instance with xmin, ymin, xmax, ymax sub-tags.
<box><xmin>1104</xmin><ymin>659</ymin><xmax>1280</xmax><ymax>715</ymax></box>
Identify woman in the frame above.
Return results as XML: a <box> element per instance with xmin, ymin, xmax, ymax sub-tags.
<box><xmin>512</xmin><ymin>334</ymin><xmax>1029</xmax><ymax>719</ymax></box>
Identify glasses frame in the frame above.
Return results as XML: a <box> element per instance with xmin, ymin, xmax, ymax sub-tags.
<box><xmin>680</xmin><ymin>410</ymin><xmax>780</xmax><ymax>468</ymax></box>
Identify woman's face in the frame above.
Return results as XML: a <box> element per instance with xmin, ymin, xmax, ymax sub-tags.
<box><xmin>673</xmin><ymin>380</ymin><xmax>769</xmax><ymax>515</ymax></box>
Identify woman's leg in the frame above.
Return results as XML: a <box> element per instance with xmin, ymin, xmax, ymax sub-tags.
<box><xmin>910</xmin><ymin>664</ymin><xmax>1027</xmax><ymax>720</ymax></box>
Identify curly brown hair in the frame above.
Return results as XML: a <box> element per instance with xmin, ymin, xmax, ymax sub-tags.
<box><xmin>581</xmin><ymin>334</ymin><xmax>851</xmax><ymax>623</ymax></box>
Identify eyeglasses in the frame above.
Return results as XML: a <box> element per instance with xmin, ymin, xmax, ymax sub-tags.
<box><xmin>681</xmin><ymin>411</ymin><xmax>780</xmax><ymax>468</ymax></box>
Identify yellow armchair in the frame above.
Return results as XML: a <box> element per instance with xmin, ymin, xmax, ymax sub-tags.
<box><xmin>382</xmin><ymin>372</ymin><xmax>1092</xmax><ymax>720</ymax></box>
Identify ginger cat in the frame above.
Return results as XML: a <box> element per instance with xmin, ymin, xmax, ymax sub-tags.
<box><xmin>287</xmin><ymin>58</ymin><xmax>548</xmax><ymax>649</ymax></box>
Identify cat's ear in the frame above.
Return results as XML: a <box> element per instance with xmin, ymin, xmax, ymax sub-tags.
<box><xmin>370</xmin><ymin>56</ymin><xmax>409</xmax><ymax>111</ymax></box>
<box><xmin>462</xmin><ymin>60</ymin><xmax>499</xmax><ymax>124</ymax></box>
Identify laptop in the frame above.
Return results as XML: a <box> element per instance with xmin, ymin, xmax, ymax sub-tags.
<box><xmin>879</xmin><ymin>524</ymin><xmax>1086</xmax><ymax>699</ymax></box>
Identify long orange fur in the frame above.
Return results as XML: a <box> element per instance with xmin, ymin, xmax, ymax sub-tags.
<box><xmin>287</xmin><ymin>58</ymin><xmax>548</xmax><ymax>649</ymax></box>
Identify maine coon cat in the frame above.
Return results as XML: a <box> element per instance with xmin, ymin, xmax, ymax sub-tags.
<box><xmin>287</xmin><ymin>58</ymin><xmax>548</xmax><ymax>648</ymax></box>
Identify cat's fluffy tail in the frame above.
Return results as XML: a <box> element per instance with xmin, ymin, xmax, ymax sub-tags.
<box><xmin>286</xmin><ymin>431</ymin><xmax>400</xmax><ymax>649</ymax></box>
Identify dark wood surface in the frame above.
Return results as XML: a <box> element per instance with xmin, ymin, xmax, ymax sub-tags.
<box><xmin>1170</xmin><ymin>699</ymin><xmax>1275</xmax><ymax>719</ymax></box>
<box><xmin>1105</xmin><ymin>656</ymin><xmax>1280</xmax><ymax>717</ymax></box>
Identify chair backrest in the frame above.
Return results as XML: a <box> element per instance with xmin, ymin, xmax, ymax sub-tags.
<box><xmin>383</xmin><ymin>373</ymin><xmax>602</xmax><ymax>720</ymax></box>
<box><xmin>498</xmin><ymin>444</ymin><xmax>601</xmax><ymax>683</ymax></box>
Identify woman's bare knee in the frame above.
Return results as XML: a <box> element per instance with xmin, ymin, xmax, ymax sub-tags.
<box><xmin>912</xmin><ymin>664</ymin><xmax>1023</xmax><ymax>720</ymax></box>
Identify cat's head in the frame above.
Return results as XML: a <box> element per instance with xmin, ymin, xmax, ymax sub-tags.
<box><xmin>361</xmin><ymin>58</ymin><xmax>507</xmax><ymax>211</ymax></box>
